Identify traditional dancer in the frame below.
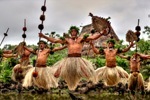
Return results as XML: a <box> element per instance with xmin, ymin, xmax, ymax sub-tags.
<box><xmin>23</xmin><ymin>40</ymin><xmax>66</xmax><ymax>90</ymax></box>
<box><xmin>120</xmin><ymin>53</ymin><xmax>150</xmax><ymax>95</ymax></box>
<box><xmin>90</xmin><ymin>39</ymin><xmax>134</xmax><ymax>86</ymax></box>
<box><xmin>1</xmin><ymin>50</ymin><xmax>17</xmax><ymax>58</ymax></box>
<box><xmin>0</xmin><ymin>42</ymin><xmax>33</xmax><ymax>82</ymax></box>
<box><xmin>12</xmin><ymin>42</ymin><xmax>33</xmax><ymax>82</ymax></box>
<box><xmin>39</xmin><ymin>26</ymin><xmax>109</xmax><ymax>90</ymax></box>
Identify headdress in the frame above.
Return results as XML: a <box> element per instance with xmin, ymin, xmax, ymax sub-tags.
<box><xmin>68</xmin><ymin>26</ymin><xmax>80</xmax><ymax>34</ymax></box>
<box><xmin>37</xmin><ymin>40</ymin><xmax>47</xmax><ymax>45</ymax></box>
<box><xmin>107</xmin><ymin>39</ymin><xmax>115</xmax><ymax>44</ymax></box>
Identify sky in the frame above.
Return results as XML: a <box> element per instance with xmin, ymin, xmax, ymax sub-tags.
<box><xmin>0</xmin><ymin>0</ymin><xmax>150</xmax><ymax>47</ymax></box>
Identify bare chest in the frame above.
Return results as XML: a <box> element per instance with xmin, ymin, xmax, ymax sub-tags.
<box><xmin>38</xmin><ymin>50</ymin><xmax>49</xmax><ymax>57</ymax></box>
<box><xmin>105</xmin><ymin>49</ymin><xmax>117</xmax><ymax>57</ymax></box>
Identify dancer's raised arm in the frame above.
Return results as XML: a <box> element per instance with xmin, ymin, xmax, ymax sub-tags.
<box><xmin>121</xmin><ymin>41</ymin><xmax>134</xmax><ymax>53</ymax></box>
<box><xmin>90</xmin><ymin>41</ymin><xmax>100</xmax><ymax>54</ymax></box>
<box><xmin>39</xmin><ymin>33</ymin><xmax>65</xmax><ymax>44</ymax></box>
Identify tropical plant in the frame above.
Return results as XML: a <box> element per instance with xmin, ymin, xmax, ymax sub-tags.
<box><xmin>0</xmin><ymin>59</ymin><xmax>13</xmax><ymax>82</ymax></box>
<box><xmin>137</xmin><ymin>39</ymin><xmax>150</xmax><ymax>54</ymax></box>
<box><xmin>143</xmin><ymin>26</ymin><xmax>150</xmax><ymax>39</ymax></box>
<box><xmin>141</xmin><ymin>65</ymin><xmax>150</xmax><ymax>80</ymax></box>
<box><xmin>116</xmin><ymin>56</ymin><xmax>129</xmax><ymax>72</ymax></box>
<box><xmin>47</xmin><ymin>49</ymin><xmax>67</xmax><ymax>66</ymax></box>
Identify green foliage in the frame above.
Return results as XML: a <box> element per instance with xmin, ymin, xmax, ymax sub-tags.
<box><xmin>89</xmin><ymin>56</ymin><xmax>105</xmax><ymax>68</ymax></box>
<box><xmin>0</xmin><ymin>59</ymin><xmax>13</xmax><ymax>82</ymax></box>
<box><xmin>95</xmin><ymin>57</ymin><xmax>105</xmax><ymax>68</ymax></box>
<box><xmin>137</xmin><ymin>39</ymin><xmax>150</xmax><ymax>54</ymax></box>
<box><xmin>116</xmin><ymin>56</ymin><xmax>129</xmax><ymax>72</ymax></box>
<box><xmin>59</xmin><ymin>36</ymin><xmax>65</xmax><ymax>40</ymax></box>
<box><xmin>107</xmin><ymin>39</ymin><xmax>116</xmax><ymax>44</ymax></box>
<box><xmin>0</xmin><ymin>48</ymin><xmax>3</xmax><ymax>57</ymax></box>
<box><xmin>8</xmin><ymin>58</ymin><xmax>19</xmax><ymax>68</ymax></box>
<box><xmin>3</xmin><ymin>44</ymin><xmax>16</xmax><ymax>50</ymax></box>
<box><xmin>68</xmin><ymin>26</ymin><xmax>80</xmax><ymax>34</ymax></box>
<box><xmin>115</xmin><ymin>40</ymin><xmax>126</xmax><ymax>50</ymax></box>
<box><xmin>83</xmin><ymin>34</ymin><xmax>89</xmax><ymax>40</ymax></box>
<box><xmin>0</xmin><ymin>69</ymin><xmax>11</xmax><ymax>83</ymax></box>
<box><xmin>141</xmin><ymin>65</ymin><xmax>150</xmax><ymax>80</ymax></box>
<box><xmin>143</xmin><ymin>26</ymin><xmax>150</xmax><ymax>38</ymax></box>
<box><xmin>99</xmin><ymin>47</ymin><xmax>104</xmax><ymax>54</ymax></box>
<box><xmin>47</xmin><ymin>49</ymin><xmax>67</xmax><ymax>66</ymax></box>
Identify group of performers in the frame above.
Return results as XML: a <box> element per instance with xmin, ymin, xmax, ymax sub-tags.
<box><xmin>0</xmin><ymin>25</ymin><xmax>150</xmax><ymax>96</ymax></box>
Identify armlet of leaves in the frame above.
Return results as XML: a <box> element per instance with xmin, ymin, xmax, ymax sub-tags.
<box><xmin>127</xmin><ymin>56</ymin><xmax>131</xmax><ymax>60</ymax></box>
<box><xmin>59</xmin><ymin>37</ymin><xmax>66</xmax><ymax>45</ymax></box>
<box><xmin>140</xmin><ymin>57</ymin><xmax>144</xmax><ymax>61</ymax></box>
<box><xmin>99</xmin><ymin>47</ymin><xmax>104</xmax><ymax>54</ymax></box>
<box><xmin>12</xmin><ymin>49</ymin><xmax>17</xmax><ymax>54</ymax></box>
<box><xmin>50</xmin><ymin>50</ymin><xmax>54</xmax><ymax>55</ymax></box>
<box><xmin>83</xmin><ymin>34</ymin><xmax>89</xmax><ymax>40</ymax></box>
<box><xmin>117</xmin><ymin>48</ymin><xmax>122</xmax><ymax>54</ymax></box>
<box><xmin>33</xmin><ymin>47</ymin><xmax>38</xmax><ymax>54</ymax></box>
<box><xmin>50</xmin><ymin>46</ymin><xmax>54</xmax><ymax>50</ymax></box>
<box><xmin>59</xmin><ymin>37</ymin><xmax>65</xmax><ymax>41</ymax></box>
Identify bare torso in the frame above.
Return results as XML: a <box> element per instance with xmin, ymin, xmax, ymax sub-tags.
<box><xmin>20</xmin><ymin>49</ymin><xmax>31</xmax><ymax>66</ymax></box>
<box><xmin>130</xmin><ymin>56</ymin><xmax>140</xmax><ymax>72</ymax></box>
<box><xmin>36</xmin><ymin>49</ymin><xmax>49</xmax><ymax>67</ymax></box>
<box><xmin>104</xmin><ymin>48</ymin><xmax>118</xmax><ymax>67</ymax></box>
<box><xmin>66</xmin><ymin>37</ymin><xmax>83</xmax><ymax>54</ymax></box>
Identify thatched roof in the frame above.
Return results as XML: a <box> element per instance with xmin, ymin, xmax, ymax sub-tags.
<box><xmin>81</xmin><ymin>24</ymin><xmax>119</xmax><ymax>40</ymax></box>
<box><xmin>80</xmin><ymin>24</ymin><xmax>120</xmax><ymax>56</ymax></box>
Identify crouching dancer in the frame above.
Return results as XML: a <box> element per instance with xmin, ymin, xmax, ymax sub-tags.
<box><xmin>23</xmin><ymin>40</ymin><xmax>66</xmax><ymax>91</ymax></box>
<box><xmin>90</xmin><ymin>39</ymin><xmax>134</xmax><ymax>86</ymax></box>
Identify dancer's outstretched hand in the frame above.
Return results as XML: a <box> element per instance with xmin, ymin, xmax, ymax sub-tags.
<box><xmin>39</xmin><ymin>32</ymin><xmax>45</xmax><ymax>38</ymax></box>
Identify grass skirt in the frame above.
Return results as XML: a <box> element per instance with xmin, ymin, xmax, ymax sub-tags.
<box><xmin>128</xmin><ymin>72</ymin><xmax>144</xmax><ymax>91</ymax></box>
<box><xmin>11</xmin><ymin>64</ymin><xmax>33</xmax><ymax>82</ymax></box>
<box><xmin>53</xmin><ymin>57</ymin><xmax>96</xmax><ymax>90</ymax></box>
<box><xmin>22</xmin><ymin>66</ymin><xmax>59</xmax><ymax>90</ymax></box>
<box><xmin>147</xmin><ymin>81</ymin><xmax>150</xmax><ymax>91</ymax></box>
<box><xmin>96</xmin><ymin>66</ymin><xmax>129</xmax><ymax>86</ymax></box>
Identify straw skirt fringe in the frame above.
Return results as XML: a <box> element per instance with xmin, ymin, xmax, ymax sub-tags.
<box><xmin>128</xmin><ymin>72</ymin><xmax>144</xmax><ymax>91</ymax></box>
<box><xmin>96</xmin><ymin>66</ymin><xmax>129</xmax><ymax>86</ymax></box>
<box><xmin>53</xmin><ymin>57</ymin><xmax>96</xmax><ymax>90</ymax></box>
<box><xmin>23</xmin><ymin>66</ymin><xmax>59</xmax><ymax>90</ymax></box>
<box><xmin>11</xmin><ymin>64</ymin><xmax>33</xmax><ymax>82</ymax></box>
<box><xmin>147</xmin><ymin>81</ymin><xmax>150</xmax><ymax>91</ymax></box>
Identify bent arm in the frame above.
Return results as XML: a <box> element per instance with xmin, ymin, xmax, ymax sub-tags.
<box><xmin>118</xmin><ymin>54</ymin><xmax>130</xmax><ymax>60</ymax></box>
<box><xmin>3</xmin><ymin>54</ymin><xmax>17</xmax><ymax>58</ymax></box>
<box><xmin>24</xmin><ymin>46</ymin><xmax>35</xmax><ymax>54</ymax></box>
<box><xmin>85</xmin><ymin>28</ymin><xmax>109</xmax><ymax>41</ymax></box>
<box><xmin>53</xmin><ymin>45</ymin><xmax>67</xmax><ymax>52</ymax></box>
<box><xmin>3</xmin><ymin>50</ymin><xmax>13</xmax><ymax>54</ymax></box>
<box><xmin>90</xmin><ymin>42</ymin><xmax>100</xmax><ymax>54</ymax></box>
<box><xmin>85</xmin><ymin>33</ymin><xmax>103</xmax><ymax>41</ymax></box>
<box><xmin>39</xmin><ymin>33</ymin><xmax>65</xmax><ymax>44</ymax></box>
<box><xmin>121</xmin><ymin>42</ymin><xmax>134</xmax><ymax>53</ymax></box>
<box><xmin>137</xmin><ymin>53</ymin><xmax>150</xmax><ymax>59</ymax></box>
